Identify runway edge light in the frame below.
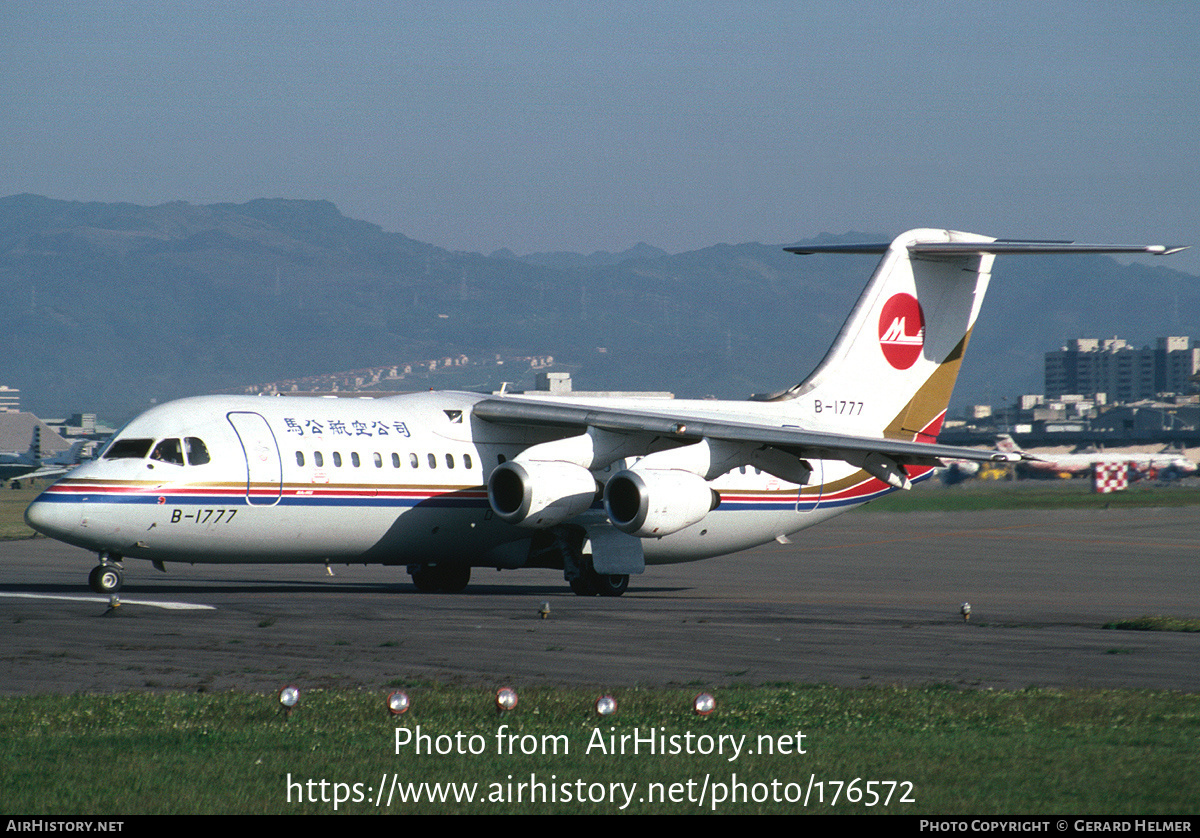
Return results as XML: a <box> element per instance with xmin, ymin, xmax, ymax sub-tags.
<box><xmin>278</xmin><ymin>685</ymin><xmax>300</xmax><ymax>716</ymax></box>
<box><xmin>387</xmin><ymin>691</ymin><xmax>410</xmax><ymax>715</ymax></box>
<box><xmin>496</xmin><ymin>687</ymin><xmax>518</xmax><ymax>712</ymax></box>
<box><xmin>595</xmin><ymin>695</ymin><xmax>617</xmax><ymax>716</ymax></box>
<box><xmin>693</xmin><ymin>693</ymin><xmax>716</xmax><ymax>716</ymax></box>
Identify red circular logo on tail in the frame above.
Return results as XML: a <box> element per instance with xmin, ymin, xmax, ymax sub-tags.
<box><xmin>878</xmin><ymin>293</ymin><xmax>925</xmax><ymax>369</ymax></box>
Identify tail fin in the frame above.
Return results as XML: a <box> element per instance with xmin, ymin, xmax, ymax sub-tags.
<box><xmin>994</xmin><ymin>434</ymin><xmax>1022</xmax><ymax>454</ymax></box>
<box><xmin>773</xmin><ymin>230</ymin><xmax>1185</xmax><ymax>444</ymax></box>
<box><xmin>773</xmin><ymin>229</ymin><xmax>997</xmax><ymax>442</ymax></box>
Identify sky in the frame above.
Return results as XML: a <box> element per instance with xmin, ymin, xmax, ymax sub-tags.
<box><xmin>3</xmin><ymin>1</ymin><xmax>1198</xmax><ymax>274</ymax></box>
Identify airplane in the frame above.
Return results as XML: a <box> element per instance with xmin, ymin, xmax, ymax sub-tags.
<box><xmin>1</xmin><ymin>427</ymin><xmax>88</xmax><ymax>486</ymax></box>
<box><xmin>0</xmin><ymin>427</ymin><xmax>42</xmax><ymax>483</ymax></box>
<box><xmin>23</xmin><ymin>229</ymin><xmax>1186</xmax><ymax>597</ymax></box>
<box><xmin>995</xmin><ymin>434</ymin><xmax>1198</xmax><ymax>479</ymax></box>
<box><xmin>937</xmin><ymin>458</ymin><xmax>981</xmax><ymax>485</ymax></box>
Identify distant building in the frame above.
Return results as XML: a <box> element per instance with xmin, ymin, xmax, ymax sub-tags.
<box><xmin>0</xmin><ymin>386</ymin><xmax>18</xmax><ymax>413</ymax></box>
<box><xmin>1044</xmin><ymin>337</ymin><xmax>1200</xmax><ymax>402</ymax></box>
<box><xmin>504</xmin><ymin>372</ymin><xmax>673</xmax><ymax>400</ymax></box>
<box><xmin>535</xmin><ymin>372</ymin><xmax>573</xmax><ymax>395</ymax></box>
<box><xmin>1092</xmin><ymin>400</ymin><xmax>1200</xmax><ymax>433</ymax></box>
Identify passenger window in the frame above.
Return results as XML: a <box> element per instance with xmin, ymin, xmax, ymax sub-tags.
<box><xmin>150</xmin><ymin>438</ymin><xmax>185</xmax><ymax>466</ymax></box>
<box><xmin>105</xmin><ymin>438</ymin><xmax>154</xmax><ymax>459</ymax></box>
<box><xmin>351</xmin><ymin>452</ymin><xmax>361</xmax><ymax>468</ymax></box>
<box><xmin>333</xmin><ymin>452</ymin><xmax>342</xmax><ymax>467</ymax></box>
<box><xmin>185</xmin><ymin>438</ymin><xmax>210</xmax><ymax>466</ymax></box>
<box><xmin>446</xmin><ymin>453</ymin><xmax>455</xmax><ymax>469</ymax></box>
<box><xmin>296</xmin><ymin>451</ymin><xmax>305</xmax><ymax>467</ymax></box>
<box><xmin>427</xmin><ymin>453</ymin><xmax>437</xmax><ymax>469</ymax></box>
<box><xmin>464</xmin><ymin>454</ymin><xmax>473</xmax><ymax>469</ymax></box>
<box><xmin>392</xmin><ymin>453</ymin><xmax>401</xmax><ymax>468</ymax></box>
<box><xmin>314</xmin><ymin>452</ymin><xmax>324</xmax><ymax>467</ymax></box>
<box><xmin>410</xmin><ymin>453</ymin><xmax>419</xmax><ymax>468</ymax></box>
<box><xmin>374</xmin><ymin>452</ymin><xmax>383</xmax><ymax>468</ymax></box>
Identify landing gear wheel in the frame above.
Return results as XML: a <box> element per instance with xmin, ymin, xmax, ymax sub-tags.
<box><xmin>438</xmin><ymin>565</ymin><xmax>471</xmax><ymax>593</ymax></box>
<box><xmin>568</xmin><ymin>553</ymin><xmax>629</xmax><ymax>597</ymax></box>
<box><xmin>569</xmin><ymin>574</ymin><xmax>597</xmax><ymax>596</ymax></box>
<box><xmin>89</xmin><ymin>564</ymin><xmax>123</xmax><ymax>594</ymax></box>
<box><xmin>593</xmin><ymin>573</ymin><xmax>629</xmax><ymax>597</ymax></box>
<box><xmin>410</xmin><ymin>567</ymin><xmax>440</xmax><ymax>592</ymax></box>
<box><xmin>409</xmin><ymin>564</ymin><xmax>471</xmax><ymax>593</ymax></box>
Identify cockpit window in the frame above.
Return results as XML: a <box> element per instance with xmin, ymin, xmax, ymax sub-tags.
<box><xmin>150</xmin><ymin>438</ymin><xmax>185</xmax><ymax>466</ymax></box>
<box><xmin>104</xmin><ymin>438</ymin><xmax>154</xmax><ymax>459</ymax></box>
<box><xmin>185</xmin><ymin>437</ymin><xmax>210</xmax><ymax>466</ymax></box>
<box><xmin>103</xmin><ymin>436</ymin><xmax>210</xmax><ymax>465</ymax></box>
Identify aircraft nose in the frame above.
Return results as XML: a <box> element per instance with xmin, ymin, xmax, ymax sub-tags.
<box><xmin>24</xmin><ymin>496</ymin><xmax>72</xmax><ymax>541</ymax></box>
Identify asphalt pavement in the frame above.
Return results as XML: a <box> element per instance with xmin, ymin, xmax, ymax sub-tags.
<box><xmin>3</xmin><ymin>506</ymin><xmax>1199</xmax><ymax>695</ymax></box>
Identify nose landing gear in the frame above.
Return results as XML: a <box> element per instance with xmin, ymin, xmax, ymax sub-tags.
<box><xmin>88</xmin><ymin>555</ymin><xmax>124</xmax><ymax>594</ymax></box>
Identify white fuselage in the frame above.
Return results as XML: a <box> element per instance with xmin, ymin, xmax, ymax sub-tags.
<box><xmin>1022</xmin><ymin>451</ymin><xmax>1196</xmax><ymax>476</ymax></box>
<box><xmin>25</xmin><ymin>391</ymin><xmax>905</xmax><ymax>570</ymax></box>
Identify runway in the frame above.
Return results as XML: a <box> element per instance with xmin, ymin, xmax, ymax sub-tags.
<box><xmin>3</xmin><ymin>506</ymin><xmax>1199</xmax><ymax>695</ymax></box>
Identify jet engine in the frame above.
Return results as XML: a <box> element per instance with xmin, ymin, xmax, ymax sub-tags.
<box><xmin>487</xmin><ymin>460</ymin><xmax>598</xmax><ymax>527</ymax></box>
<box><xmin>603</xmin><ymin>468</ymin><xmax>719</xmax><ymax>538</ymax></box>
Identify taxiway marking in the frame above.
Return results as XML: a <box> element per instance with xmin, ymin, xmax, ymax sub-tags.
<box><xmin>0</xmin><ymin>592</ymin><xmax>215</xmax><ymax>611</ymax></box>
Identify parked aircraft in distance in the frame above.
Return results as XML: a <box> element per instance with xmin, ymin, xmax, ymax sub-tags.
<box><xmin>937</xmin><ymin>458</ymin><xmax>982</xmax><ymax>484</ymax></box>
<box><xmin>24</xmin><ymin>230</ymin><xmax>1186</xmax><ymax>596</ymax></box>
<box><xmin>996</xmin><ymin>434</ymin><xmax>1197</xmax><ymax>479</ymax></box>
<box><xmin>0</xmin><ymin>431</ymin><xmax>40</xmax><ymax>483</ymax></box>
<box><xmin>1</xmin><ymin>427</ymin><xmax>87</xmax><ymax>486</ymax></box>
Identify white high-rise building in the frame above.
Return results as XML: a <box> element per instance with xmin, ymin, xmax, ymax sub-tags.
<box><xmin>0</xmin><ymin>386</ymin><xmax>18</xmax><ymax>414</ymax></box>
<box><xmin>1045</xmin><ymin>337</ymin><xmax>1200</xmax><ymax>401</ymax></box>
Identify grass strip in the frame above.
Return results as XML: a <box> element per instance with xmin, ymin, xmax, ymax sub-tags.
<box><xmin>1</xmin><ymin>486</ymin><xmax>40</xmax><ymax>539</ymax></box>
<box><xmin>864</xmin><ymin>480</ymin><xmax>1200</xmax><ymax>512</ymax></box>
<box><xmin>1103</xmin><ymin>615</ymin><xmax>1200</xmax><ymax>633</ymax></box>
<box><xmin>2</xmin><ymin>685</ymin><xmax>1198</xmax><ymax>815</ymax></box>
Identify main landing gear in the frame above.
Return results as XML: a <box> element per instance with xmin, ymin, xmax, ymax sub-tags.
<box><xmin>543</xmin><ymin>527</ymin><xmax>629</xmax><ymax>597</ymax></box>
<box><xmin>408</xmin><ymin>563</ymin><xmax>471</xmax><ymax>593</ymax></box>
<box><xmin>88</xmin><ymin>554</ymin><xmax>124</xmax><ymax>594</ymax></box>
<box><xmin>567</xmin><ymin>553</ymin><xmax>629</xmax><ymax>597</ymax></box>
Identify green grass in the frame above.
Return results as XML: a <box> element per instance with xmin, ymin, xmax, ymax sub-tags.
<box><xmin>1</xmin><ymin>686</ymin><xmax>1198</xmax><ymax>814</ymax></box>
<box><xmin>0</xmin><ymin>485</ymin><xmax>40</xmax><ymax>539</ymax></box>
<box><xmin>1103</xmin><ymin>615</ymin><xmax>1200</xmax><ymax>633</ymax></box>
<box><xmin>863</xmin><ymin>478</ymin><xmax>1200</xmax><ymax>513</ymax></box>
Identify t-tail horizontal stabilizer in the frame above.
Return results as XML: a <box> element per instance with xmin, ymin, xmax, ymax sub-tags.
<box><xmin>786</xmin><ymin>240</ymin><xmax>1189</xmax><ymax>256</ymax></box>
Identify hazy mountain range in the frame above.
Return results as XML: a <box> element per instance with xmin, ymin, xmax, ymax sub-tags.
<box><xmin>2</xmin><ymin>193</ymin><xmax>1196</xmax><ymax>423</ymax></box>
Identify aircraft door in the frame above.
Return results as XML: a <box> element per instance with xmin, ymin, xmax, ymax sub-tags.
<box><xmin>800</xmin><ymin>459</ymin><xmax>824</xmax><ymax>511</ymax></box>
<box><xmin>227</xmin><ymin>411</ymin><xmax>283</xmax><ymax>506</ymax></box>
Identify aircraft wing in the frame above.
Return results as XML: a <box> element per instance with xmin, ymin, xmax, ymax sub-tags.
<box><xmin>472</xmin><ymin>396</ymin><xmax>1019</xmax><ymax>469</ymax></box>
<box><xmin>16</xmin><ymin>464</ymin><xmax>77</xmax><ymax>482</ymax></box>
